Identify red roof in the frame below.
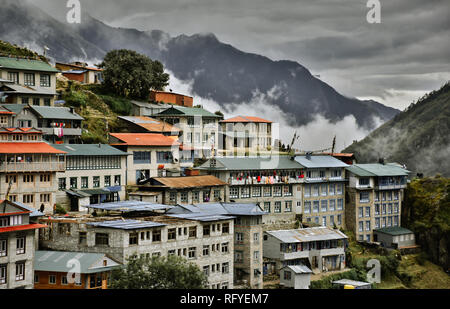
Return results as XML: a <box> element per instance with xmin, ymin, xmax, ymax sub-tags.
<box><xmin>0</xmin><ymin>142</ymin><xmax>67</xmax><ymax>154</ymax></box>
<box><xmin>220</xmin><ymin>116</ymin><xmax>272</xmax><ymax>123</ymax></box>
<box><xmin>0</xmin><ymin>111</ymin><xmax>14</xmax><ymax>115</ymax></box>
<box><xmin>0</xmin><ymin>128</ymin><xmax>42</xmax><ymax>134</ymax></box>
<box><xmin>110</xmin><ymin>133</ymin><xmax>180</xmax><ymax>147</ymax></box>
<box><xmin>0</xmin><ymin>223</ymin><xmax>47</xmax><ymax>234</ymax></box>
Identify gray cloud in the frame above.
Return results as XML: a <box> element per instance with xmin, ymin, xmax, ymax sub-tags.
<box><xmin>31</xmin><ymin>0</ymin><xmax>450</xmax><ymax>110</ymax></box>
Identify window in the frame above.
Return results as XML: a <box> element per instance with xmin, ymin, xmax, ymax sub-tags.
<box><xmin>169</xmin><ymin>191</ymin><xmax>177</xmax><ymax>203</ymax></box>
<box><xmin>61</xmin><ymin>276</ymin><xmax>68</xmax><ymax>285</ymax></box>
<box><xmin>24</xmin><ymin>73</ymin><xmax>35</xmax><ymax>86</ymax></box>
<box><xmin>321</xmin><ymin>200</ymin><xmax>328</xmax><ymax>212</ymax></box>
<box><xmin>313</xmin><ymin>201</ymin><xmax>319</xmax><ymax>213</ymax></box>
<box><xmin>40</xmin><ymin>74</ymin><xmax>51</xmax><ymax>87</ymax></box>
<box><xmin>203</xmin><ymin>245</ymin><xmax>209</xmax><ymax>256</ymax></box>
<box><xmin>188</xmin><ymin>247</ymin><xmax>196</xmax><ymax>259</ymax></box>
<box><xmin>49</xmin><ymin>275</ymin><xmax>56</xmax><ymax>284</ymax></box>
<box><xmin>312</xmin><ymin>184</ymin><xmax>319</xmax><ymax>196</ymax></box>
<box><xmin>16</xmin><ymin>237</ymin><xmax>25</xmax><ymax>254</ymax></box>
<box><xmin>58</xmin><ymin>178</ymin><xmax>66</xmax><ymax>190</ymax></box>
<box><xmin>22</xmin><ymin>194</ymin><xmax>34</xmax><ymax>204</ymax></box>
<box><xmin>203</xmin><ymin>265</ymin><xmax>210</xmax><ymax>276</ymax></box>
<box><xmin>375</xmin><ymin>204</ymin><xmax>380</xmax><ymax>215</ymax></box>
<box><xmin>93</xmin><ymin>176</ymin><xmax>100</xmax><ymax>188</ymax></box>
<box><xmin>192</xmin><ymin>191</ymin><xmax>200</xmax><ymax>202</ymax></box>
<box><xmin>0</xmin><ymin>264</ymin><xmax>6</xmax><ymax>284</ymax></box>
<box><xmin>104</xmin><ymin>176</ymin><xmax>111</xmax><ymax>187</ymax></box>
<box><xmin>23</xmin><ymin>174</ymin><xmax>34</xmax><ymax>183</ymax></box>
<box><xmin>33</xmin><ymin>97</ymin><xmax>40</xmax><ymax>106</ymax></box>
<box><xmin>274</xmin><ymin>201</ymin><xmax>281</xmax><ymax>213</ymax></box>
<box><xmin>168</xmin><ymin>228</ymin><xmax>176</xmax><ymax>240</ymax></box>
<box><xmin>222</xmin><ymin>262</ymin><xmax>229</xmax><ymax>274</ymax></box>
<box><xmin>283</xmin><ymin>185</ymin><xmax>292</xmax><ymax>196</ymax></box>
<box><xmin>263</xmin><ymin>186</ymin><xmax>271</xmax><ymax>197</ymax></box>
<box><xmin>157</xmin><ymin>151</ymin><xmax>173</xmax><ymax>163</ymax></box>
<box><xmin>365</xmin><ymin>206</ymin><xmax>371</xmax><ymax>217</ymax></box>
<box><xmin>152</xmin><ymin>230</ymin><xmax>161</xmax><ymax>242</ymax></box>
<box><xmin>329</xmin><ymin>199</ymin><xmax>336</xmax><ymax>211</ymax></box>
<box><xmin>365</xmin><ymin>221</ymin><xmax>371</xmax><ymax>231</ymax></box>
<box><xmin>222</xmin><ymin>223</ymin><xmax>229</xmax><ymax>234</ymax></box>
<box><xmin>337</xmin><ymin>199</ymin><xmax>343</xmax><ymax>210</ymax></box>
<box><xmin>264</xmin><ymin>202</ymin><xmax>271</xmax><ymax>213</ymax></box>
<box><xmin>95</xmin><ymin>233</ymin><xmax>109</xmax><ymax>246</ymax></box>
<box><xmin>284</xmin><ymin>270</ymin><xmax>291</xmax><ymax>281</ymax></box>
<box><xmin>359</xmin><ymin>207</ymin><xmax>364</xmax><ymax>218</ymax></box>
<box><xmin>221</xmin><ymin>242</ymin><xmax>229</xmax><ymax>253</ymax></box>
<box><xmin>273</xmin><ymin>186</ymin><xmax>282</xmax><ymax>197</ymax></box>
<box><xmin>133</xmin><ymin>151</ymin><xmax>151</xmax><ymax>164</ymax></box>
<box><xmin>336</xmin><ymin>184</ymin><xmax>343</xmax><ymax>195</ymax></box>
<box><xmin>304</xmin><ymin>184</ymin><xmax>311</xmax><ymax>197</ymax></box>
<box><xmin>360</xmin><ymin>192</ymin><xmax>370</xmax><ymax>203</ymax></box>
<box><xmin>213</xmin><ymin>190</ymin><xmax>221</xmax><ymax>201</ymax></box>
<box><xmin>70</xmin><ymin>177</ymin><xmax>77</xmax><ymax>189</ymax></box>
<box><xmin>0</xmin><ymin>239</ymin><xmax>7</xmax><ymax>257</ymax></box>
<box><xmin>114</xmin><ymin>175</ymin><xmax>121</xmax><ymax>186</ymax></box>
<box><xmin>15</xmin><ymin>262</ymin><xmax>25</xmax><ymax>281</ymax></box>
<box><xmin>241</xmin><ymin>187</ymin><xmax>250</xmax><ymax>198</ymax></box>
<box><xmin>79</xmin><ymin>232</ymin><xmax>87</xmax><ymax>245</ymax></box>
<box><xmin>329</xmin><ymin>183</ymin><xmax>335</xmax><ymax>196</ymax></box>
<box><xmin>375</xmin><ymin>218</ymin><xmax>380</xmax><ymax>228</ymax></box>
<box><xmin>81</xmin><ymin>177</ymin><xmax>88</xmax><ymax>188</ymax></box>
<box><xmin>252</xmin><ymin>186</ymin><xmax>261</xmax><ymax>197</ymax></box>
<box><xmin>253</xmin><ymin>233</ymin><xmax>259</xmax><ymax>242</ymax></box>
<box><xmin>21</xmin><ymin>97</ymin><xmax>29</xmax><ymax>104</ymax></box>
<box><xmin>229</xmin><ymin>187</ymin><xmax>239</xmax><ymax>199</ymax></box>
<box><xmin>236</xmin><ymin>233</ymin><xmax>244</xmax><ymax>243</ymax></box>
<box><xmin>337</xmin><ymin>214</ymin><xmax>342</xmax><ymax>225</ymax></box>
<box><xmin>304</xmin><ymin>201</ymin><xmax>311</xmax><ymax>214</ymax></box>
<box><xmin>359</xmin><ymin>221</ymin><xmax>363</xmax><ymax>232</ymax></box>
<box><xmin>8</xmin><ymin>72</ymin><xmax>19</xmax><ymax>83</ymax></box>
<box><xmin>321</xmin><ymin>184</ymin><xmax>327</xmax><ymax>196</ymax></box>
<box><xmin>359</xmin><ymin>178</ymin><xmax>370</xmax><ymax>186</ymax></box>
<box><xmin>284</xmin><ymin>201</ymin><xmax>292</xmax><ymax>212</ymax></box>
<box><xmin>43</xmin><ymin>98</ymin><xmax>51</xmax><ymax>106</ymax></box>
<box><xmin>254</xmin><ymin>251</ymin><xmax>259</xmax><ymax>260</ymax></box>
<box><xmin>235</xmin><ymin>251</ymin><xmax>243</xmax><ymax>263</ymax></box>
<box><xmin>322</xmin><ymin>216</ymin><xmax>327</xmax><ymax>226</ymax></box>
<box><xmin>394</xmin><ymin>203</ymin><xmax>399</xmax><ymax>214</ymax></box>
<box><xmin>129</xmin><ymin>233</ymin><xmax>138</xmax><ymax>245</ymax></box>
<box><xmin>189</xmin><ymin>226</ymin><xmax>197</xmax><ymax>238</ymax></box>
<box><xmin>180</xmin><ymin>191</ymin><xmax>188</xmax><ymax>203</ymax></box>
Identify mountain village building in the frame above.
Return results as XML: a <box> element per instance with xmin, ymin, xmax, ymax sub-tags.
<box><xmin>55</xmin><ymin>62</ymin><xmax>103</xmax><ymax>84</ymax></box>
<box><xmin>345</xmin><ymin>163</ymin><xmax>409</xmax><ymax>242</ymax></box>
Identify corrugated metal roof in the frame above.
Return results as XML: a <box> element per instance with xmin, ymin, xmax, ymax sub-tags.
<box><xmin>152</xmin><ymin>175</ymin><xmax>226</xmax><ymax>188</ymax></box>
<box><xmin>1</xmin><ymin>83</ymin><xmax>56</xmax><ymax>95</ymax></box>
<box><xmin>346</xmin><ymin>163</ymin><xmax>410</xmax><ymax>177</ymax></box>
<box><xmin>13</xmin><ymin>201</ymin><xmax>44</xmax><ymax>217</ymax></box>
<box><xmin>110</xmin><ymin>133</ymin><xmax>180</xmax><ymax>146</ymax></box>
<box><xmin>220</xmin><ymin>116</ymin><xmax>272</xmax><ymax>123</ymax></box>
<box><xmin>0</xmin><ymin>142</ymin><xmax>67</xmax><ymax>154</ymax></box>
<box><xmin>118</xmin><ymin>116</ymin><xmax>180</xmax><ymax>133</ymax></box>
<box><xmin>87</xmin><ymin>219</ymin><xmax>166</xmax><ymax>230</ymax></box>
<box><xmin>283</xmin><ymin>264</ymin><xmax>312</xmax><ymax>274</ymax></box>
<box><xmin>266</xmin><ymin>227</ymin><xmax>348</xmax><ymax>243</ymax></box>
<box><xmin>167</xmin><ymin>213</ymin><xmax>235</xmax><ymax>222</ymax></box>
<box><xmin>0</xmin><ymin>57</ymin><xmax>59</xmax><ymax>72</ymax></box>
<box><xmin>51</xmin><ymin>144</ymin><xmax>128</xmax><ymax>157</ymax></box>
<box><xmin>34</xmin><ymin>251</ymin><xmax>121</xmax><ymax>274</ymax></box>
<box><xmin>0</xmin><ymin>104</ymin><xmax>26</xmax><ymax>114</ymax></box>
<box><xmin>31</xmin><ymin>106</ymin><xmax>84</xmax><ymax>120</ymax></box>
<box><xmin>155</xmin><ymin>106</ymin><xmax>221</xmax><ymax>118</ymax></box>
<box><xmin>332</xmin><ymin>279</ymin><xmax>371</xmax><ymax>286</ymax></box>
<box><xmin>167</xmin><ymin>202</ymin><xmax>267</xmax><ymax>217</ymax></box>
<box><xmin>373</xmin><ymin>226</ymin><xmax>413</xmax><ymax>236</ymax></box>
<box><xmin>294</xmin><ymin>155</ymin><xmax>349</xmax><ymax>168</ymax></box>
<box><xmin>198</xmin><ymin>156</ymin><xmax>304</xmax><ymax>171</ymax></box>
<box><xmin>86</xmin><ymin>201</ymin><xmax>173</xmax><ymax>213</ymax></box>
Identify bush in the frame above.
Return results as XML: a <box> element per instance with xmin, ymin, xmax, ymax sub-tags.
<box><xmin>310</xmin><ymin>269</ymin><xmax>368</xmax><ymax>289</ymax></box>
<box><xmin>64</xmin><ymin>90</ymin><xmax>88</xmax><ymax>108</ymax></box>
<box><xmin>54</xmin><ymin>203</ymin><xmax>67</xmax><ymax>215</ymax></box>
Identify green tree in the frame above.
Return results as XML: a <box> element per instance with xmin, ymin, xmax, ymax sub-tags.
<box><xmin>110</xmin><ymin>254</ymin><xmax>208</xmax><ymax>289</ymax></box>
<box><xmin>99</xmin><ymin>49</ymin><xmax>170</xmax><ymax>99</ymax></box>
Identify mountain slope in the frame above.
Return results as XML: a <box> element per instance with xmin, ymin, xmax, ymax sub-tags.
<box><xmin>0</xmin><ymin>0</ymin><xmax>399</xmax><ymax>129</ymax></box>
<box><xmin>344</xmin><ymin>83</ymin><xmax>450</xmax><ymax>177</ymax></box>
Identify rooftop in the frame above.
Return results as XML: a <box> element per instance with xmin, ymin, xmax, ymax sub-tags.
<box><xmin>346</xmin><ymin>163</ymin><xmax>410</xmax><ymax>177</ymax></box>
<box><xmin>0</xmin><ymin>142</ymin><xmax>66</xmax><ymax>154</ymax></box>
<box><xmin>34</xmin><ymin>251</ymin><xmax>120</xmax><ymax>274</ymax></box>
<box><xmin>332</xmin><ymin>279</ymin><xmax>371</xmax><ymax>287</ymax></box>
<box><xmin>110</xmin><ymin>133</ymin><xmax>180</xmax><ymax>147</ymax></box>
<box><xmin>294</xmin><ymin>155</ymin><xmax>349</xmax><ymax>168</ymax></box>
<box><xmin>265</xmin><ymin>226</ymin><xmax>348</xmax><ymax>243</ymax></box>
<box><xmin>87</xmin><ymin>219</ymin><xmax>166</xmax><ymax>230</ymax></box>
<box><xmin>154</xmin><ymin>105</ymin><xmax>221</xmax><ymax>118</ymax></box>
<box><xmin>150</xmin><ymin>175</ymin><xmax>226</xmax><ymax>188</ymax></box>
<box><xmin>197</xmin><ymin>156</ymin><xmax>304</xmax><ymax>171</ymax></box>
<box><xmin>51</xmin><ymin>144</ymin><xmax>128</xmax><ymax>157</ymax></box>
<box><xmin>282</xmin><ymin>264</ymin><xmax>312</xmax><ymax>274</ymax></box>
<box><xmin>0</xmin><ymin>57</ymin><xmax>59</xmax><ymax>73</ymax></box>
<box><xmin>85</xmin><ymin>200</ymin><xmax>173</xmax><ymax>213</ymax></box>
<box><xmin>118</xmin><ymin>116</ymin><xmax>180</xmax><ymax>133</ymax></box>
<box><xmin>167</xmin><ymin>202</ymin><xmax>266</xmax><ymax>217</ymax></box>
<box><xmin>220</xmin><ymin>115</ymin><xmax>272</xmax><ymax>123</ymax></box>
<box><xmin>373</xmin><ymin>226</ymin><xmax>414</xmax><ymax>236</ymax></box>
<box><xmin>30</xmin><ymin>106</ymin><xmax>84</xmax><ymax>120</ymax></box>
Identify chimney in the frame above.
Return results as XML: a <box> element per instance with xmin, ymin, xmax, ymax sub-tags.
<box><xmin>378</xmin><ymin>157</ymin><xmax>385</xmax><ymax>165</ymax></box>
<box><xmin>306</xmin><ymin>152</ymin><xmax>312</xmax><ymax>160</ymax></box>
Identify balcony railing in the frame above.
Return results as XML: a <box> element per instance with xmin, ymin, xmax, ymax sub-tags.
<box><xmin>0</xmin><ymin>162</ymin><xmax>65</xmax><ymax>172</ymax></box>
<box><xmin>229</xmin><ymin>176</ymin><xmax>303</xmax><ymax>185</ymax></box>
<box><xmin>376</xmin><ymin>184</ymin><xmax>407</xmax><ymax>190</ymax></box>
<box><xmin>40</xmin><ymin>127</ymin><xmax>82</xmax><ymax>136</ymax></box>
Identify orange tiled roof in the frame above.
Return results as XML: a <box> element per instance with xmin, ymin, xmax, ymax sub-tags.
<box><xmin>110</xmin><ymin>133</ymin><xmax>180</xmax><ymax>146</ymax></box>
<box><xmin>134</xmin><ymin>116</ymin><xmax>181</xmax><ymax>133</ymax></box>
<box><xmin>0</xmin><ymin>142</ymin><xmax>66</xmax><ymax>154</ymax></box>
<box><xmin>220</xmin><ymin>116</ymin><xmax>272</xmax><ymax>123</ymax></box>
<box><xmin>0</xmin><ymin>128</ymin><xmax>42</xmax><ymax>134</ymax></box>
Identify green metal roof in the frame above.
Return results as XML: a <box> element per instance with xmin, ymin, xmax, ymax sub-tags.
<box><xmin>373</xmin><ymin>227</ymin><xmax>414</xmax><ymax>236</ymax></box>
<box><xmin>30</xmin><ymin>106</ymin><xmax>84</xmax><ymax>120</ymax></box>
<box><xmin>155</xmin><ymin>105</ymin><xmax>222</xmax><ymax>118</ymax></box>
<box><xmin>0</xmin><ymin>103</ymin><xmax>26</xmax><ymax>114</ymax></box>
<box><xmin>198</xmin><ymin>156</ymin><xmax>304</xmax><ymax>171</ymax></box>
<box><xmin>51</xmin><ymin>144</ymin><xmax>128</xmax><ymax>157</ymax></box>
<box><xmin>0</xmin><ymin>57</ymin><xmax>59</xmax><ymax>73</ymax></box>
<box><xmin>34</xmin><ymin>251</ymin><xmax>121</xmax><ymax>274</ymax></box>
<box><xmin>346</xmin><ymin>163</ymin><xmax>409</xmax><ymax>177</ymax></box>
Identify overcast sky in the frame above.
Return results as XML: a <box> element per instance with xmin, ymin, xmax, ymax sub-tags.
<box><xmin>33</xmin><ymin>0</ymin><xmax>450</xmax><ymax>110</ymax></box>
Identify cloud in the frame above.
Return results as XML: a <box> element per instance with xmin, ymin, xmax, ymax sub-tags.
<box><xmin>167</xmin><ymin>70</ymin><xmax>375</xmax><ymax>152</ymax></box>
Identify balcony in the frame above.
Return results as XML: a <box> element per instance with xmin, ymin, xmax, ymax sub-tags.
<box><xmin>229</xmin><ymin>176</ymin><xmax>303</xmax><ymax>186</ymax></box>
<box><xmin>376</xmin><ymin>184</ymin><xmax>407</xmax><ymax>190</ymax></box>
<box><xmin>0</xmin><ymin>162</ymin><xmax>65</xmax><ymax>172</ymax></box>
<box><xmin>40</xmin><ymin>127</ymin><xmax>82</xmax><ymax>136</ymax></box>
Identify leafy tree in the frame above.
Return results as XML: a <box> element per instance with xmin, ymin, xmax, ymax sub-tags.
<box><xmin>99</xmin><ymin>49</ymin><xmax>169</xmax><ymax>99</ymax></box>
<box><xmin>109</xmin><ymin>254</ymin><xmax>208</xmax><ymax>289</ymax></box>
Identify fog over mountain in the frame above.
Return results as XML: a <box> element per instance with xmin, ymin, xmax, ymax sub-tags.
<box><xmin>0</xmin><ymin>0</ymin><xmax>408</xmax><ymax>149</ymax></box>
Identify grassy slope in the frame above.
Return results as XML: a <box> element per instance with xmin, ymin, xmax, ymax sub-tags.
<box><xmin>344</xmin><ymin>83</ymin><xmax>450</xmax><ymax>177</ymax></box>
<box><xmin>0</xmin><ymin>40</ymin><xmax>48</xmax><ymax>61</ymax></box>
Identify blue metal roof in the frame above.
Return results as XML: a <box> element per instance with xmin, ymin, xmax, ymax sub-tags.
<box><xmin>167</xmin><ymin>213</ymin><xmax>235</xmax><ymax>222</ymax></box>
<box><xmin>13</xmin><ymin>201</ymin><xmax>44</xmax><ymax>217</ymax></box>
<box><xmin>294</xmin><ymin>155</ymin><xmax>349</xmax><ymax>168</ymax></box>
<box><xmin>86</xmin><ymin>200</ymin><xmax>173</xmax><ymax>213</ymax></box>
<box><xmin>167</xmin><ymin>202</ymin><xmax>267</xmax><ymax>218</ymax></box>
<box><xmin>87</xmin><ymin>219</ymin><xmax>166</xmax><ymax>230</ymax></box>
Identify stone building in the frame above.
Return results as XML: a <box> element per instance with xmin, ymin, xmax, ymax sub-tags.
<box><xmin>0</xmin><ymin>200</ymin><xmax>46</xmax><ymax>289</ymax></box>
<box><xmin>38</xmin><ymin>201</ymin><xmax>234</xmax><ymax>289</ymax></box>
<box><xmin>345</xmin><ymin>163</ymin><xmax>409</xmax><ymax>242</ymax></box>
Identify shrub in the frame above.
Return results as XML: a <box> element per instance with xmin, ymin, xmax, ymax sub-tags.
<box><xmin>54</xmin><ymin>203</ymin><xmax>67</xmax><ymax>215</ymax></box>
